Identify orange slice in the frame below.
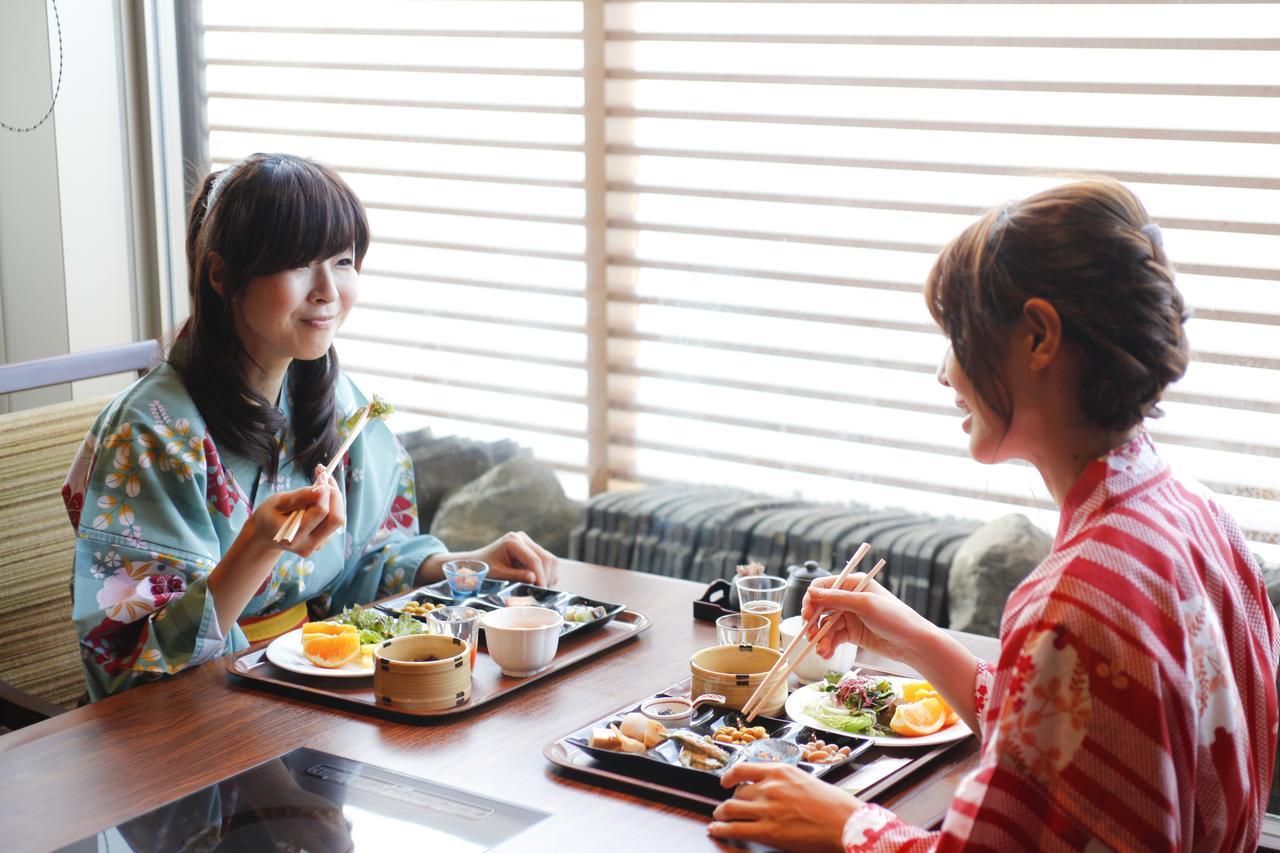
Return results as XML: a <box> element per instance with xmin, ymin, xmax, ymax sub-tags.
<box><xmin>900</xmin><ymin>681</ymin><xmax>935</xmax><ymax>703</ymax></box>
<box><xmin>890</xmin><ymin>697</ymin><xmax>947</xmax><ymax>737</ymax></box>
<box><xmin>302</xmin><ymin>631</ymin><xmax>361</xmax><ymax>667</ymax></box>
<box><xmin>302</xmin><ymin>621</ymin><xmax>357</xmax><ymax>638</ymax></box>
<box><xmin>898</xmin><ymin>680</ymin><xmax>957</xmax><ymax>726</ymax></box>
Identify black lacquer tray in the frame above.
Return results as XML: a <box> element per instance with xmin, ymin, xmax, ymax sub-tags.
<box><xmin>378</xmin><ymin>580</ymin><xmax>627</xmax><ymax>640</ymax></box>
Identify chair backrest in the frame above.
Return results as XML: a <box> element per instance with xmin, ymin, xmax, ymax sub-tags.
<box><xmin>0</xmin><ymin>396</ymin><xmax>113</xmax><ymax>707</ymax></box>
<box><xmin>0</xmin><ymin>340</ymin><xmax>161</xmax><ymax>711</ymax></box>
<box><xmin>0</xmin><ymin>340</ymin><xmax>161</xmax><ymax>395</ymax></box>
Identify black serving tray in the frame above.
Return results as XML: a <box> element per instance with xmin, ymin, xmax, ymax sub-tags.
<box><xmin>563</xmin><ymin>695</ymin><xmax>873</xmax><ymax>799</ymax></box>
<box><xmin>420</xmin><ymin>577</ymin><xmax>509</xmax><ymax>602</ymax></box>
<box><xmin>546</xmin><ymin>675</ymin><xmax>974</xmax><ymax>810</ymax></box>
<box><xmin>378</xmin><ymin>581</ymin><xmax>627</xmax><ymax>640</ymax></box>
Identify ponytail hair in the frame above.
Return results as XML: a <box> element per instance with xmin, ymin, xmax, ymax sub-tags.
<box><xmin>924</xmin><ymin>179</ymin><xmax>1189</xmax><ymax>433</ymax></box>
<box><xmin>177</xmin><ymin>154</ymin><xmax>369</xmax><ymax>480</ymax></box>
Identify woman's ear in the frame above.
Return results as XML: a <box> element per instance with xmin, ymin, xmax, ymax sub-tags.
<box><xmin>208</xmin><ymin>252</ymin><xmax>227</xmax><ymax>298</ymax></box>
<box><xmin>1022</xmin><ymin>297</ymin><xmax>1062</xmax><ymax>372</ymax></box>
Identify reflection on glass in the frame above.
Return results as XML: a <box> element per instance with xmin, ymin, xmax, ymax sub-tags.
<box><xmin>58</xmin><ymin>748</ymin><xmax>547</xmax><ymax>853</ymax></box>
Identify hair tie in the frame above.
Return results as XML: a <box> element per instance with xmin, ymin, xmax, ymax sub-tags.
<box><xmin>1140</xmin><ymin>222</ymin><xmax>1163</xmax><ymax>249</ymax></box>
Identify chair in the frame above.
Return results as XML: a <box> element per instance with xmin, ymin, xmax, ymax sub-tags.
<box><xmin>0</xmin><ymin>340</ymin><xmax>161</xmax><ymax>730</ymax></box>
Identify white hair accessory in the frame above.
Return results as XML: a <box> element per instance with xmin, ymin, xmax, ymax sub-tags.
<box><xmin>986</xmin><ymin>202</ymin><xmax>1015</xmax><ymax>249</ymax></box>
<box><xmin>204</xmin><ymin>169</ymin><xmax>231</xmax><ymax>217</ymax></box>
<box><xmin>1139</xmin><ymin>222</ymin><xmax>1164</xmax><ymax>249</ymax></box>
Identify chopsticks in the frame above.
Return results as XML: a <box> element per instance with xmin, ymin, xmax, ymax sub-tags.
<box><xmin>742</xmin><ymin>544</ymin><xmax>886</xmax><ymax>721</ymax></box>
<box><xmin>740</xmin><ymin>544</ymin><xmax>869</xmax><ymax>719</ymax></box>
<box><xmin>273</xmin><ymin>404</ymin><xmax>373</xmax><ymax>544</ymax></box>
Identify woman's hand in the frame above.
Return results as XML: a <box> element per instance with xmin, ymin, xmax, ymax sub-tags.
<box><xmin>209</xmin><ymin>468</ymin><xmax>345</xmax><ymax>635</ymax></box>
<box><xmin>421</xmin><ymin>531</ymin><xmax>559</xmax><ymax>587</ymax></box>
<box><xmin>248</xmin><ymin>466</ymin><xmax>347</xmax><ymax>558</ymax></box>
<box><xmin>803</xmin><ymin>572</ymin><xmax>984</xmax><ymax>732</ymax></box>
<box><xmin>237</xmin><ymin>760</ymin><xmax>354</xmax><ymax>853</ymax></box>
<box><xmin>257</xmin><ymin>788</ymin><xmax>354</xmax><ymax>853</ymax></box>
<box><xmin>709</xmin><ymin>762</ymin><xmax>862</xmax><ymax>851</ymax></box>
<box><xmin>802</xmin><ymin>571</ymin><xmax>938</xmax><ymax>668</ymax></box>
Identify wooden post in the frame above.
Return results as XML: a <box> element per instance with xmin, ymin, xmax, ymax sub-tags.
<box><xmin>583</xmin><ymin>0</ymin><xmax>610</xmax><ymax>495</ymax></box>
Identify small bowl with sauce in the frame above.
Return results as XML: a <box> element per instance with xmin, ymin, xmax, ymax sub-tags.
<box><xmin>639</xmin><ymin>692</ymin><xmax>726</xmax><ymax>726</ymax></box>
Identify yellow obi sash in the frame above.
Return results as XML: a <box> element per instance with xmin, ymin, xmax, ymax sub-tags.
<box><xmin>238</xmin><ymin>600</ymin><xmax>309</xmax><ymax>644</ymax></box>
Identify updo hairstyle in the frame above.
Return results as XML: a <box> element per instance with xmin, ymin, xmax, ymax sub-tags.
<box><xmin>924</xmin><ymin>179</ymin><xmax>1189</xmax><ymax>433</ymax></box>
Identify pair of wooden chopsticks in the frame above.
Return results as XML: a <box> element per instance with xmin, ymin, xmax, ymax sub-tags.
<box><xmin>272</xmin><ymin>404</ymin><xmax>373</xmax><ymax>544</ymax></box>
<box><xmin>742</xmin><ymin>542</ymin><xmax>887</xmax><ymax>722</ymax></box>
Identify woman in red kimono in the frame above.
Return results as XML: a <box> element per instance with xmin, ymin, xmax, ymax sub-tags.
<box><xmin>709</xmin><ymin>180</ymin><xmax>1279</xmax><ymax>851</ymax></box>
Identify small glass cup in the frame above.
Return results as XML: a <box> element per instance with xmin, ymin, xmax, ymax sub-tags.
<box><xmin>716</xmin><ymin>612</ymin><xmax>770</xmax><ymax>647</ymax></box>
<box><xmin>741</xmin><ymin>737</ymin><xmax>802</xmax><ymax>765</ymax></box>
<box><xmin>735</xmin><ymin>575</ymin><xmax>786</xmax><ymax>650</ymax></box>
<box><xmin>428</xmin><ymin>606</ymin><xmax>483</xmax><ymax>671</ymax></box>
<box><xmin>443</xmin><ymin>559</ymin><xmax>489</xmax><ymax>600</ymax></box>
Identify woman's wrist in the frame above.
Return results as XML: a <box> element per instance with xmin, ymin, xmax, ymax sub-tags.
<box><xmin>892</xmin><ymin>610</ymin><xmax>953</xmax><ymax>675</ymax></box>
<box><xmin>417</xmin><ymin>550</ymin><xmax>463</xmax><ymax>585</ymax></box>
<box><xmin>900</xmin><ymin>628</ymin><xmax>981</xmax><ymax>728</ymax></box>
<box><xmin>892</xmin><ymin>616</ymin><xmax>970</xmax><ymax>678</ymax></box>
<box><xmin>208</xmin><ymin>517</ymin><xmax>285</xmax><ymax>635</ymax></box>
<box><xmin>238</xmin><ymin>515</ymin><xmax>281</xmax><ymax>558</ymax></box>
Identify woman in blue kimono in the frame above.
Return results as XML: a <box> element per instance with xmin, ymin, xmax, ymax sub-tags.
<box><xmin>63</xmin><ymin>153</ymin><xmax>558</xmax><ymax>699</ymax></box>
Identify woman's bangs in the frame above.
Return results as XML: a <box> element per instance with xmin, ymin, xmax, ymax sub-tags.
<box><xmin>240</xmin><ymin>159</ymin><xmax>368</xmax><ymax>275</ymax></box>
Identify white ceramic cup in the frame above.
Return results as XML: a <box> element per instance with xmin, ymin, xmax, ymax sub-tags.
<box><xmin>480</xmin><ymin>605</ymin><xmax>563</xmax><ymax>677</ymax></box>
<box><xmin>779</xmin><ymin>615</ymin><xmax>857</xmax><ymax>683</ymax></box>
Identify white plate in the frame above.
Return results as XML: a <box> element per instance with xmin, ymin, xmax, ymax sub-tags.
<box><xmin>264</xmin><ymin>627</ymin><xmax>374</xmax><ymax>678</ymax></box>
<box><xmin>785</xmin><ymin>677</ymin><xmax>972</xmax><ymax>747</ymax></box>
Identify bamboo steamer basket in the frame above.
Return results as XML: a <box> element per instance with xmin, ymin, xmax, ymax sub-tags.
<box><xmin>690</xmin><ymin>644</ymin><xmax>785</xmax><ymax>716</ymax></box>
<box><xmin>373</xmin><ymin>634</ymin><xmax>471</xmax><ymax>713</ymax></box>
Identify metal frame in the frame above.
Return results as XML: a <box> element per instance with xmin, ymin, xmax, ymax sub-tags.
<box><xmin>0</xmin><ymin>340</ymin><xmax>161</xmax><ymax>396</ymax></box>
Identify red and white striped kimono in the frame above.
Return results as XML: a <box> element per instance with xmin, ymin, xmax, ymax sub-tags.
<box><xmin>845</xmin><ymin>432</ymin><xmax>1279</xmax><ymax>851</ymax></box>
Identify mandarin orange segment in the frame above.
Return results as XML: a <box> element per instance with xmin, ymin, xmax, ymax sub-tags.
<box><xmin>900</xmin><ymin>681</ymin><xmax>934</xmax><ymax>703</ymax></box>
<box><xmin>890</xmin><ymin>697</ymin><xmax>947</xmax><ymax>737</ymax></box>
<box><xmin>302</xmin><ymin>631</ymin><xmax>361</xmax><ymax>667</ymax></box>
<box><xmin>899</xmin><ymin>680</ymin><xmax>957</xmax><ymax>726</ymax></box>
<box><xmin>302</xmin><ymin>621</ymin><xmax>357</xmax><ymax>638</ymax></box>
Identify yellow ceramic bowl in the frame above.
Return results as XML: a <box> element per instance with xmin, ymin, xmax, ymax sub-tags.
<box><xmin>690</xmin><ymin>643</ymin><xmax>785</xmax><ymax>716</ymax></box>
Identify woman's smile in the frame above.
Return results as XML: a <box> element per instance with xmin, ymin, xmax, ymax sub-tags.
<box><xmin>300</xmin><ymin>315</ymin><xmax>336</xmax><ymax>330</ymax></box>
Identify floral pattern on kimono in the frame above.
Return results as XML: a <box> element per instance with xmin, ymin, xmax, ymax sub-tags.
<box><xmin>843</xmin><ymin>432</ymin><xmax>1279</xmax><ymax>852</ymax></box>
<box><xmin>64</xmin><ymin>360</ymin><xmax>447</xmax><ymax>700</ymax></box>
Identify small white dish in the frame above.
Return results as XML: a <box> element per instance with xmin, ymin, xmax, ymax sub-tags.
<box><xmin>481</xmin><ymin>605</ymin><xmax>563</xmax><ymax>677</ymax></box>
<box><xmin>639</xmin><ymin>693</ymin><xmax>726</xmax><ymax>726</ymax></box>
<box><xmin>779</xmin><ymin>615</ymin><xmax>857</xmax><ymax>683</ymax></box>
<box><xmin>264</xmin><ymin>628</ymin><xmax>373</xmax><ymax>678</ymax></box>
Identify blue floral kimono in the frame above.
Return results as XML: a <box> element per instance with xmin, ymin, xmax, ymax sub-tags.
<box><xmin>62</xmin><ymin>361</ymin><xmax>446</xmax><ymax>700</ymax></box>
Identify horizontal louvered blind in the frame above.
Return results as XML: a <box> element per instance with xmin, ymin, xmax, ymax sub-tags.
<box><xmin>201</xmin><ymin>0</ymin><xmax>592</xmax><ymax>497</ymax></box>
<box><xmin>198</xmin><ymin>1</ymin><xmax>1280</xmax><ymax>563</ymax></box>
<box><xmin>602</xmin><ymin>1</ymin><xmax>1280</xmax><ymax>565</ymax></box>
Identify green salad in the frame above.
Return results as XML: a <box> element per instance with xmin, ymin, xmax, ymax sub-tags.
<box><xmin>330</xmin><ymin>604</ymin><xmax>426</xmax><ymax>646</ymax></box>
<box><xmin>808</xmin><ymin>670</ymin><xmax>900</xmax><ymax>737</ymax></box>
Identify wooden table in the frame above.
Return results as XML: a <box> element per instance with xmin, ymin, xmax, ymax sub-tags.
<box><xmin>0</xmin><ymin>561</ymin><xmax>998</xmax><ymax>851</ymax></box>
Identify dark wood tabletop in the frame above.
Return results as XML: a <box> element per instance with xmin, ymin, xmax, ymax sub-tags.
<box><xmin>0</xmin><ymin>560</ymin><xmax>999</xmax><ymax>851</ymax></box>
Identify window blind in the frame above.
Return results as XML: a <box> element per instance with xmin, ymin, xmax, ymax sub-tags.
<box><xmin>197</xmin><ymin>1</ymin><xmax>1280</xmax><ymax>563</ymax></box>
<box><xmin>601</xmin><ymin>1</ymin><xmax>1280</xmax><ymax>565</ymax></box>
<box><xmin>201</xmin><ymin>0</ymin><xmax>593</xmax><ymax>497</ymax></box>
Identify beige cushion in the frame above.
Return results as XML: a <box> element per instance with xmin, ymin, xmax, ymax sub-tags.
<box><xmin>0</xmin><ymin>396</ymin><xmax>111</xmax><ymax>708</ymax></box>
